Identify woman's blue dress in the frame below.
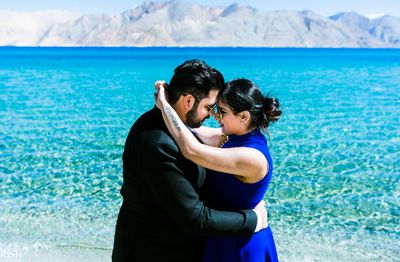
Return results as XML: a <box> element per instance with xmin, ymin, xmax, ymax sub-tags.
<box><xmin>202</xmin><ymin>128</ymin><xmax>278</xmax><ymax>262</ymax></box>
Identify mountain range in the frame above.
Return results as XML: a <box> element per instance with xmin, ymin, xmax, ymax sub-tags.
<box><xmin>1</xmin><ymin>0</ymin><xmax>399</xmax><ymax>47</ymax></box>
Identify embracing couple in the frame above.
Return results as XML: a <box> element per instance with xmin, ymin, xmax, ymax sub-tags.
<box><xmin>112</xmin><ymin>59</ymin><xmax>281</xmax><ymax>262</ymax></box>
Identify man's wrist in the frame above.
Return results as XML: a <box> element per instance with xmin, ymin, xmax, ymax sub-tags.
<box><xmin>253</xmin><ymin>209</ymin><xmax>263</xmax><ymax>232</ymax></box>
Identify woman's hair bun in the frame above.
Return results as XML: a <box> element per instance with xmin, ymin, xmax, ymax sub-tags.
<box><xmin>263</xmin><ymin>97</ymin><xmax>281</xmax><ymax>123</ymax></box>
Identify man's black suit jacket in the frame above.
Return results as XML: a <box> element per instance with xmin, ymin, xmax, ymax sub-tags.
<box><xmin>112</xmin><ymin>107</ymin><xmax>257</xmax><ymax>262</ymax></box>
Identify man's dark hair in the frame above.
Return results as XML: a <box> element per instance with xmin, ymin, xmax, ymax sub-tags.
<box><xmin>167</xmin><ymin>59</ymin><xmax>225</xmax><ymax>105</ymax></box>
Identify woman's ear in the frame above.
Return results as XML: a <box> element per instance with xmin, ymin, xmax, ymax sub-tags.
<box><xmin>239</xmin><ymin>111</ymin><xmax>251</xmax><ymax>124</ymax></box>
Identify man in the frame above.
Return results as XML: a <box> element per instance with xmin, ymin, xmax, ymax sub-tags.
<box><xmin>112</xmin><ymin>59</ymin><xmax>266</xmax><ymax>261</ymax></box>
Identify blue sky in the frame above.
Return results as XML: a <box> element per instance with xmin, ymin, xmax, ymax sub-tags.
<box><xmin>1</xmin><ymin>0</ymin><xmax>399</xmax><ymax>17</ymax></box>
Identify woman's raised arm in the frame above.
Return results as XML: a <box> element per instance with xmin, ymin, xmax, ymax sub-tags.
<box><xmin>155</xmin><ymin>82</ymin><xmax>268</xmax><ymax>183</ymax></box>
<box><xmin>192</xmin><ymin>126</ymin><xmax>222</xmax><ymax>147</ymax></box>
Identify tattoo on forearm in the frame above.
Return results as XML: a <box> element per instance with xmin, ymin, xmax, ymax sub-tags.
<box><xmin>165</xmin><ymin>106</ymin><xmax>181</xmax><ymax>131</ymax></box>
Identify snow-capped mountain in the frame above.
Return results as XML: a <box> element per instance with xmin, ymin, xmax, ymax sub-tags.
<box><xmin>1</xmin><ymin>1</ymin><xmax>399</xmax><ymax>47</ymax></box>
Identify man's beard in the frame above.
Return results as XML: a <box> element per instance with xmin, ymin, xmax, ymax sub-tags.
<box><xmin>185</xmin><ymin>106</ymin><xmax>209</xmax><ymax>128</ymax></box>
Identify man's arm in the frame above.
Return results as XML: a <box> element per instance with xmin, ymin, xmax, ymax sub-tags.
<box><xmin>140</xmin><ymin>131</ymin><xmax>259</xmax><ymax>237</ymax></box>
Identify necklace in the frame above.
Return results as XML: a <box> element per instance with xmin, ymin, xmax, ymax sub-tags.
<box><xmin>218</xmin><ymin>134</ymin><xmax>229</xmax><ymax>147</ymax></box>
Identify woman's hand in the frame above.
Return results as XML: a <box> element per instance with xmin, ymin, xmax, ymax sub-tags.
<box><xmin>154</xmin><ymin>80</ymin><xmax>168</xmax><ymax>109</ymax></box>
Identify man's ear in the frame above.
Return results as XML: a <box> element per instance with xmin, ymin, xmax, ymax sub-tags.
<box><xmin>181</xmin><ymin>94</ymin><xmax>196</xmax><ymax>111</ymax></box>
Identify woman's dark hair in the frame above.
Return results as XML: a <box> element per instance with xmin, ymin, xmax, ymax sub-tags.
<box><xmin>219</xmin><ymin>78</ymin><xmax>281</xmax><ymax>130</ymax></box>
<box><xmin>167</xmin><ymin>59</ymin><xmax>225</xmax><ymax>105</ymax></box>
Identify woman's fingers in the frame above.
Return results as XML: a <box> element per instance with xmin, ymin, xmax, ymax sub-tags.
<box><xmin>153</xmin><ymin>80</ymin><xmax>168</xmax><ymax>108</ymax></box>
<box><xmin>154</xmin><ymin>80</ymin><xmax>165</xmax><ymax>89</ymax></box>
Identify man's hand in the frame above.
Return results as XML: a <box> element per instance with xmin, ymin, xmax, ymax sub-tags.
<box><xmin>253</xmin><ymin>200</ymin><xmax>268</xmax><ymax>232</ymax></box>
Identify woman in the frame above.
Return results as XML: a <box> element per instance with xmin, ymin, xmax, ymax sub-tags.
<box><xmin>155</xmin><ymin>78</ymin><xmax>281</xmax><ymax>262</ymax></box>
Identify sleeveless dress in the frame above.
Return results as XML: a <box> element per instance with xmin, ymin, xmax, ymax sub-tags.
<box><xmin>202</xmin><ymin>128</ymin><xmax>279</xmax><ymax>262</ymax></box>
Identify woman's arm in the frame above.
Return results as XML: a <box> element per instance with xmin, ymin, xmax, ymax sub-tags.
<box><xmin>155</xmin><ymin>83</ymin><xmax>268</xmax><ymax>183</ymax></box>
<box><xmin>192</xmin><ymin>126</ymin><xmax>222</xmax><ymax>147</ymax></box>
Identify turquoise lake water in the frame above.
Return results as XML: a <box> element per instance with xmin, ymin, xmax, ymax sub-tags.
<box><xmin>0</xmin><ymin>47</ymin><xmax>399</xmax><ymax>261</ymax></box>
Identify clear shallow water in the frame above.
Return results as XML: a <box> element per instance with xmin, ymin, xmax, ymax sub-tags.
<box><xmin>0</xmin><ymin>47</ymin><xmax>399</xmax><ymax>261</ymax></box>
